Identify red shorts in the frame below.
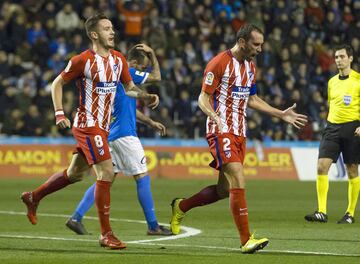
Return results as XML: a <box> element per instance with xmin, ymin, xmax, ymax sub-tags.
<box><xmin>206</xmin><ymin>133</ymin><xmax>246</xmax><ymax>170</ymax></box>
<box><xmin>72</xmin><ymin>126</ymin><xmax>111</xmax><ymax>165</ymax></box>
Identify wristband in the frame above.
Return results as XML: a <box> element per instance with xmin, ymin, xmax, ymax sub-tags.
<box><xmin>55</xmin><ymin>110</ymin><xmax>64</xmax><ymax>116</ymax></box>
<box><xmin>55</xmin><ymin>109</ymin><xmax>66</xmax><ymax>125</ymax></box>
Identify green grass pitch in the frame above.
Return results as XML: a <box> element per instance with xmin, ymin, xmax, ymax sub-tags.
<box><xmin>0</xmin><ymin>177</ymin><xmax>359</xmax><ymax>264</ymax></box>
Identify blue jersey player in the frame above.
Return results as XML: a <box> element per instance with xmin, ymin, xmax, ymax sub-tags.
<box><xmin>66</xmin><ymin>44</ymin><xmax>171</xmax><ymax>236</ymax></box>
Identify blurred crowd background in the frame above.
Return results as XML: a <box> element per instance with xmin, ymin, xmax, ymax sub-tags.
<box><xmin>0</xmin><ymin>0</ymin><xmax>359</xmax><ymax>141</ymax></box>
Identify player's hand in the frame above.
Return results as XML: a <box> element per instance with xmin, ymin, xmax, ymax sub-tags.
<box><xmin>136</xmin><ymin>43</ymin><xmax>153</xmax><ymax>54</ymax></box>
<box><xmin>150</xmin><ymin>120</ymin><xmax>166</xmax><ymax>136</ymax></box>
<box><xmin>145</xmin><ymin>94</ymin><xmax>159</xmax><ymax>109</ymax></box>
<box><xmin>355</xmin><ymin>126</ymin><xmax>360</xmax><ymax>137</ymax></box>
<box><xmin>55</xmin><ymin>109</ymin><xmax>71</xmax><ymax>129</ymax></box>
<box><xmin>210</xmin><ymin>112</ymin><xmax>224</xmax><ymax>133</ymax></box>
<box><xmin>281</xmin><ymin>103</ymin><xmax>308</xmax><ymax>129</ymax></box>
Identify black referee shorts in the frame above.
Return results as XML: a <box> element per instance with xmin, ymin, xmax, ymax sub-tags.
<box><xmin>318</xmin><ymin>121</ymin><xmax>360</xmax><ymax>163</ymax></box>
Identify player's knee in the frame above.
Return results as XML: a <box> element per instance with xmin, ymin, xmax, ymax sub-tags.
<box><xmin>346</xmin><ymin>164</ymin><xmax>359</xmax><ymax>179</ymax></box>
<box><xmin>96</xmin><ymin>167</ymin><xmax>115</xmax><ymax>182</ymax></box>
<box><xmin>317</xmin><ymin>162</ymin><xmax>330</xmax><ymax>174</ymax></box>
<box><xmin>216</xmin><ymin>180</ymin><xmax>229</xmax><ymax>199</ymax></box>
<box><xmin>66</xmin><ymin>165</ymin><xmax>89</xmax><ymax>183</ymax></box>
<box><xmin>216</xmin><ymin>186</ymin><xmax>229</xmax><ymax>199</ymax></box>
<box><xmin>67</xmin><ymin>170</ymin><xmax>86</xmax><ymax>183</ymax></box>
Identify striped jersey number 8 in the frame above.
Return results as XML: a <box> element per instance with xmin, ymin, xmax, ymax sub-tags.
<box><xmin>223</xmin><ymin>138</ymin><xmax>230</xmax><ymax>151</ymax></box>
<box><xmin>94</xmin><ymin>135</ymin><xmax>104</xmax><ymax>148</ymax></box>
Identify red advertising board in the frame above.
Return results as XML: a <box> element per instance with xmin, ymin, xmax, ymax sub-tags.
<box><xmin>0</xmin><ymin>145</ymin><xmax>298</xmax><ymax>180</ymax></box>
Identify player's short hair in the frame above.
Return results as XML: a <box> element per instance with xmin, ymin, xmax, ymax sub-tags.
<box><xmin>127</xmin><ymin>45</ymin><xmax>148</xmax><ymax>65</ymax></box>
<box><xmin>236</xmin><ymin>24</ymin><xmax>263</xmax><ymax>42</ymax></box>
<box><xmin>84</xmin><ymin>13</ymin><xmax>109</xmax><ymax>40</ymax></box>
<box><xmin>334</xmin><ymin>44</ymin><xmax>353</xmax><ymax>57</ymax></box>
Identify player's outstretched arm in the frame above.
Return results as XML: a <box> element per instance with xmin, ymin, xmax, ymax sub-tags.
<box><xmin>355</xmin><ymin>126</ymin><xmax>360</xmax><ymax>137</ymax></box>
<box><xmin>51</xmin><ymin>75</ymin><xmax>71</xmax><ymax>129</ymax></box>
<box><xmin>123</xmin><ymin>80</ymin><xmax>159</xmax><ymax>109</ymax></box>
<box><xmin>136</xmin><ymin>110</ymin><xmax>166</xmax><ymax>136</ymax></box>
<box><xmin>281</xmin><ymin>103</ymin><xmax>308</xmax><ymax>129</ymax></box>
<box><xmin>198</xmin><ymin>91</ymin><xmax>223</xmax><ymax>131</ymax></box>
<box><xmin>248</xmin><ymin>94</ymin><xmax>307</xmax><ymax>129</ymax></box>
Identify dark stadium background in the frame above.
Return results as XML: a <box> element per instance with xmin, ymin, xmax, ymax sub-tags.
<box><xmin>0</xmin><ymin>0</ymin><xmax>359</xmax><ymax>140</ymax></box>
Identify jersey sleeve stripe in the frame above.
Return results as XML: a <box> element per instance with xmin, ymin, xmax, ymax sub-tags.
<box><xmin>214</xmin><ymin>136</ymin><xmax>223</xmax><ymax>168</ymax></box>
<box><xmin>86</xmin><ymin>136</ymin><xmax>97</xmax><ymax>163</ymax></box>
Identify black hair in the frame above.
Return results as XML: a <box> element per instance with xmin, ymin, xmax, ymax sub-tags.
<box><xmin>127</xmin><ymin>45</ymin><xmax>148</xmax><ymax>64</ymax></box>
<box><xmin>236</xmin><ymin>24</ymin><xmax>263</xmax><ymax>42</ymax></box>
<box><xmin>334</xmin><ymin>44</ymin><xmax>353</xmax><ymax>57</ymax></box>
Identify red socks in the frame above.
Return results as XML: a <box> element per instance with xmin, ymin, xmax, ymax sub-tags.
<box><xmin>179</xmin><ymin>186</ymin><xmax>250</xmax><ymax>245</ymax></box>
<box><xmin>95</xmin><ymin>180</ymin><xmax>112</xmax><ymax>235</ymax></box>
<box><xmin>32</xmin><ymin>170</ymin><xmax>71</xmax><ymax>202</ymax></box>
<box><xmin>179</xmin><ymin>185</ymin><xmax>221</xmax><ymax>213</ymax></box>
<box><xmin>229</xmin><ymin>188</ymin><xmax>250</xmax><ymax>245</ymax></box>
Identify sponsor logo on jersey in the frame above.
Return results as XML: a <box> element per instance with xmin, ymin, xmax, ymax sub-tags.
<box><xmin>205</xmin><ymin>72</ymin><xmax>214</xmax><ymax>85</ymax></box>
<box><xmin>96</xmin><ymin>82</ymin><xmax>117</xmax><ymax>94</ymax></box>
<box><xmin>343</xmin><ymin>95</ymin><xmax>352</xmax><ymax>105</ymax></box>
<box><xmin>231</xmin><ymin>86</ymin><xmax>250</xmax><ymax>99</ymax></box>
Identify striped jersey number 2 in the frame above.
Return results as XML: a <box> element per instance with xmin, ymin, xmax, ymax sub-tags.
<box><xmin>94</xmin><ymin>135</ymin><xmax>104</xmax><ymax>148</ymax></box>
<box><xmin>223</xmin><ymin>138</ymin><xmax>230</xmax><ymax>151</ymax></box>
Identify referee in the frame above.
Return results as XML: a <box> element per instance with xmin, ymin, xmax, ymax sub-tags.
<box><xmin>305</xmin><ymin>44</ymin><xmax>360</xmax><ymax>224</ymax></box>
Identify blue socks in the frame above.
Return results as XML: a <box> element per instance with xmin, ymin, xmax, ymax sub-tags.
<box><xmin>72</xmin><ymin>183</ymin><xmax>95</xmax><ymax>222</ymax></box>
<box><xmin>71</xmin><ymin>175</ymin><xmax>158</xmax><ymax>230</ymax></box>
<box><xmin>136</xmin><ymin>175</ymin><xmax>158</xmax><ymax>230</ymax></box>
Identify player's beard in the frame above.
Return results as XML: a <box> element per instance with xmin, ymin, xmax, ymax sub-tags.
<box><xmin>242</xmin><ymin>46</ymin><xmax>254</xmax><ymax>61</ymax></box>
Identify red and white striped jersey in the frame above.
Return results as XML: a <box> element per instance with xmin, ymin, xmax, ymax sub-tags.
<box><xmin>202</xmin><ymin>50</ymin><xmax>257</xmax><ymax>136</ymax></box>
<box><xmin>61</xmin><ymin>49</ymin><xmax>131</xmax><ymax>131</ymax></box>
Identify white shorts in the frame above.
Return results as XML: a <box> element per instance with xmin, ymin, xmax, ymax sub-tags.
<box><xmin>109</xmin><ymin>136</ymin><xmax>147</xmax><ymax>176</ymax></box>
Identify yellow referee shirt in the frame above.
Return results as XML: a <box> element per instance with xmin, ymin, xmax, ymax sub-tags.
<box><xmin>327</xmin><ymin>69</ymin><xmax>360</xmax><ymax>124</ymax></box>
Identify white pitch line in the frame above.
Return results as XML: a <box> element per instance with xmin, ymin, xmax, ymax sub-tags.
<box><xmin>1</xmin><ymin>211</ymin><xmax>360</xmax><ymax>257</ymax></box>
<box><xmin>262</xmin><ymin>249</ymin><xmax>360</xmax><ymax>257</ymax></box>
<box><xmin>0</xmin><ymin>234</ymin><xmax>96</xmax><ymax>243</ymax></box>
<box><xmin>127</xmin><ymin>242</ymin><xmax>360</xmax><ymax>257</ymax></box>
<box><xmin>0</xmin><ymin>210</ymin><xmax>201</xmax><ymax>243</ymax></box>
<box><xmin>0</xmin><ymin>234</ymin><xmax>359</xmax><ymax>257</ymax></box>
